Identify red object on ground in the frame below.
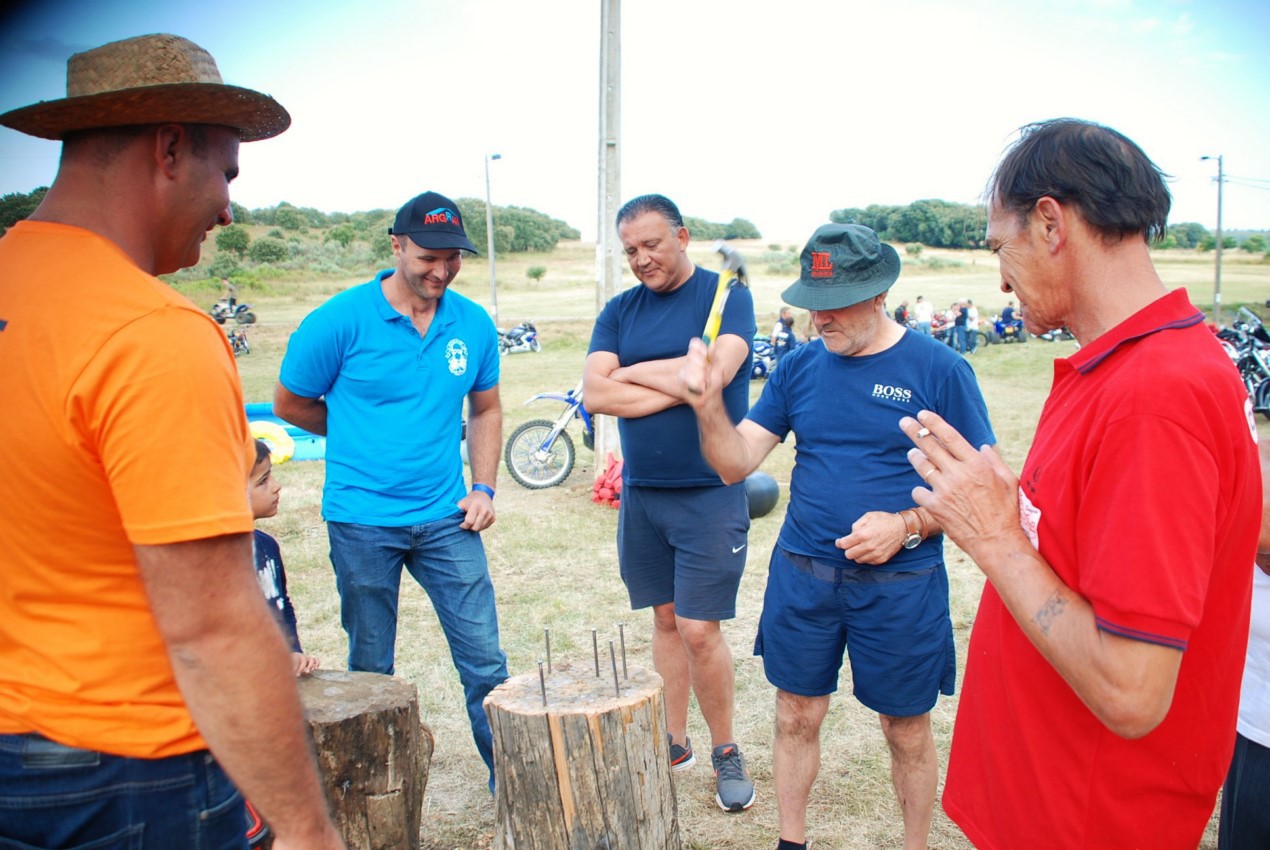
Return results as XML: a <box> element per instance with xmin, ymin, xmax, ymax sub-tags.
<box><xmin>593</xmin><ymin>452</ymin><xmax>624</xmax><ymax>509</ymax></box>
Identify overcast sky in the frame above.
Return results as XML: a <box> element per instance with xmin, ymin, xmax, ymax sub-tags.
<box><xmin>1</xmin><ymin>0</ymin><xmax>1266</xmax><ymax>243</ymax></box>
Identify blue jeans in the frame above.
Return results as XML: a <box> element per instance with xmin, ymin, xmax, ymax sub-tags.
<box><xmin>0</xmin><ymin>733</ymin><xmax>245</xmax><ymax>850</ymax></box>
<box><xmin>953</xmin><ymin>325</ymin><xmax>968</xmax><ymax>353</ymax></box>
<box><xmin>327</xmin><ymin>515</ymin><xmax>508</xmax><ymax>784</ymax></box>
<box><xmin>1219</xmin><ymin>731</ymin><xmax>1270</xmax><ymax>849</ymax></box>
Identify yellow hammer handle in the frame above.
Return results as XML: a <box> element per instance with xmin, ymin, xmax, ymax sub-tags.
<box><xmin>701</xmin><ymin>269</ymin><xmax>736</xmax><ymax>345</ymax></box>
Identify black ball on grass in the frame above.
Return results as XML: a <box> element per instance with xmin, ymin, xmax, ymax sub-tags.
<box><xmin>745</xmin><ymin>471</ymin><xmax>780</xmax><ymax>519</ymax></box>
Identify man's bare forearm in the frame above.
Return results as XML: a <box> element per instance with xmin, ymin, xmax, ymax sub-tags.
<box><xmin>695</xmin><ymin>395</ymin><xmax>759</xmax><ymax>484</ymax></box>
<box><xmin>960</xmin><ymin>527</ymin><xmax>1181</xmax><ymax>738</ymax></box>
<box><xmin>611</xmin><ymin>357</ymin><xmax>687</xmax><ymax>398</ymax></box>
<box><xmin>584</xmin><ymin>366</ymin><xmax>683</xmax><ymax>418</ymax></box>
<box><xmin>136</xmin><ymin>535</ymin><xmax>343</xmax><ymax>848</ymax></box>
<box><xmin>466</xmin><ymin>393</ymin><xmax>502</xmax><ymax>489</ymax></box>
<box><xmin>273</xmin><ymin>383</ymin><xmax>328</xmax><ymax>436</ymax></box>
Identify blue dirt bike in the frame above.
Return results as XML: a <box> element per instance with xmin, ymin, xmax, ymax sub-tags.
<box><xmin>504</xmin><ymin>379</ymin><xmax>594</xmax><ymax>488</ymax></box>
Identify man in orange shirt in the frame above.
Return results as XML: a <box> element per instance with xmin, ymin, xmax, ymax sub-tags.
<box><xmin>0</xmin><ymin>35</ymin><xmax>343</xmax><ymax>850</ymax></box>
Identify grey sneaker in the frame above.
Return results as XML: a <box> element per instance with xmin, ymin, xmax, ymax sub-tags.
<box><xmin>711</xmin><ymin>743</ymin><xmax>755</xmax><ymax>812</ymax></box>
<box><xmin>668</xmin><ymin>734</ymin><xmax>696</xmax><ymax>771</ymax></box>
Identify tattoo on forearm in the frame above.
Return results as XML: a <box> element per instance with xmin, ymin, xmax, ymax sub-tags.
<box><xmin>1034</xmin><ymin>593</ymin><xmax>1068</xmax><ymax>636</ymax></box>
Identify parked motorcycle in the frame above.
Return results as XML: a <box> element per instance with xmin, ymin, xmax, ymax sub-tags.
<box><xmin>210</xmin><ymin>298</ymin><xmax>256</xmax><ymax>325</ymax></box>
<box><xmin>498</xmin><ymin>322</ymin><xmax>540</xmax><ymax>355</ymax></box>
<box><xmin>504</xmin><ymin>379</ymin><xmax>593</xmax><ymax>488</ymax></box>
<box><xmin>1221</xmin><ymin>307</ymin><xmax>1270</xmax><ymax>415</ymax></box>
<box><xmin>751</xmin><ymin>337</ymin><xmax>776</xmax><ymax>379</ymax></box>
<box><xmin>227</xmin><ymin>327</ymin><xmax>250</xmax><ymax>357</ymax></box>
<box><xmin>1037</xmin><ymin>326</ymin><xmax>1075</xmax><ymax>342</ymax></box>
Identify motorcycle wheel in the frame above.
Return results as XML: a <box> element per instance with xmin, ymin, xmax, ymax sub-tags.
<box><xmin>529</xmin><ymin>338</ymin><xmax>541</xmax><ymax>353</ymax></box>
<box><xmin>498</xmin><ymin>340</ymin><xmax>510</xmax><ymax>356</ymax></box>
<box><xmin>237</xmin><ymin>312</ymin><xmax>257</xmax><ymax>325</ymax></box>
<box><xmin>213</xmin><ymin>314</ymin><xmax>226</xmax><ymax>325</ymax></box>
<box><xmin>974</xmin><ymin>330</ymin><xmax>991</xmax><ymax>348</ymax></box>
<box><xmin>505</xmin><ymin>419</ymin><xmax>575</xmax><ymax>489</ymax></box>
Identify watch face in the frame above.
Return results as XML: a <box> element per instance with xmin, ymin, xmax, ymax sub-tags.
<box><xmin>903</xmin><ymin>533</ymin><xmax>922</xmax><ymax>550</ymax></box>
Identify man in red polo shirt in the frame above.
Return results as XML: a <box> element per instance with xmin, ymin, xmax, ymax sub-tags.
<box><xmin>902</xmin><ymin>118</ymin><xmax>1260</xmax><ymax>849</ymax></box>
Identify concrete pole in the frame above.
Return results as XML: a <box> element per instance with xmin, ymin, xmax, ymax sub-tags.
<box><xmin>593</xmin><ymin>0</ymin><xmax>622</xmax><ymax>462</ymax></box>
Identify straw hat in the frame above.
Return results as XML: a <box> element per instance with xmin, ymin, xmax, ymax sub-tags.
<box><xmin>0</xmin><ymin>34</ymin><xmax>290</xmax><ymax>142</ymax></box>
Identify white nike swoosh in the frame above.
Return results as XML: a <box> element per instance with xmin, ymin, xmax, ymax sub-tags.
<box><xmin>732</xmin><ymin>545</ymin><xmax>746</xmax><ymax>554</ymax></box>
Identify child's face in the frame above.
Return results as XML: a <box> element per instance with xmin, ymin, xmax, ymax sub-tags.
<box><xmin>249</xmin><ymin>456</ymin><xmax>282</xmax><ymax>519</ymax></box>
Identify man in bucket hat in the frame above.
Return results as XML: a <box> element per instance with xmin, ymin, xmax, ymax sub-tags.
<box><xmin>679</xmin><ymin>223</ymin><xmax>996</xmax><ymax>850</ymax></box>
<box><xmin>275</xmin><ymin>191</ymin><xmax>508</xmax><ymax>793</ymax></box>
<box><xmin>0</xmin><ymin>34</ymin><xmax>344</xmax><ymax>850</ymax></box>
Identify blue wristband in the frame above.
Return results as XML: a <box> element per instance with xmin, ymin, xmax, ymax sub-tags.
<box><xmin>472</xmin><ymin>483</ymin><xmax>496</xmax><ymax>500</ymax></box>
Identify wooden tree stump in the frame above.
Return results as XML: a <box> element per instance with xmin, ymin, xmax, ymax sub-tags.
<box><xmin>485</xmin><ymin>662</ymin><xmax>679</xmax><ymax>850</ymax></box>
<box><xmin>261</xmin><ymin>670</ymin><xmax>434</xmax><ymax>850</ymax></box>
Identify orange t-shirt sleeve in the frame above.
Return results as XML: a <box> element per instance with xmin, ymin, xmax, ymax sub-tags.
<box><xmin>73</xmin><ymin>305</ymin><xmax>255</xmax><ymax>544</ymax></box>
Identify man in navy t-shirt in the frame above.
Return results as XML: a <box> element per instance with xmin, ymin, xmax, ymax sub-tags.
<box><xmin>680</xmin><ymin>223</ymin><xmax>995</xmax><ymax>850</ymax></box>
<box><xmin>585</xmin><ymin>194</ymin><xmax>757</xmax><ymax>813</ymax></box>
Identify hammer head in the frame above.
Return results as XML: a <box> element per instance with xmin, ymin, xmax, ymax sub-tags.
<box><xmin>712</xmin><ymin>240</ymin><xmax>748</xmax><ymax>285</ymax></box>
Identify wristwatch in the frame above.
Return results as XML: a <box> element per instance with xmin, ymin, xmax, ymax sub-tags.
<box><xmin>899</xmin><ymin>509</ymin><xmax>923</xmax><ymax>550</ymax></box>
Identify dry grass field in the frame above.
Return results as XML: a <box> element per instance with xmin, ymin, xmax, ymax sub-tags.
<box><xmin>221</xmin><ymin>240</ymin><xmax>1268</xmax><ymax>849</ymax></box>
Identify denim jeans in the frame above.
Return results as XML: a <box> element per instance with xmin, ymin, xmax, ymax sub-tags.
<box><xmin>327</xmin><ymin>514</ymin><xmax>508</xmax><ymax>784</ymax></box>
<box><xmin>0</xmin><ymin>733</ymin><xmax>245</xmax><ymax>850</ymax></box>
<box><xmin>1219</xmin><ymin>731</ymin><xmax>1270</xmax><ymax>850</ymax></box>
<box><xmin>953</xmin><ymin>325</ymin><xmax>968</xmax><ymax>353</ymax></box>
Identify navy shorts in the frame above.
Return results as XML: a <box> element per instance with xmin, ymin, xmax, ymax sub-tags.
<box><xmin>616</xmin><ymin>483</ymin><xmax>749</xmax><ymax>621</ymax></box>
<box><xmin>754</xmin><ymin>547</ymin><xmax>955</xmax><ymax>716</ymax></box>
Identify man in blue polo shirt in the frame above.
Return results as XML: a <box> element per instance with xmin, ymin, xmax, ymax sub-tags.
<box><xmin>679</xmin><ymin>223</ymin><xmax>995</xmax><ymax>850</ymax></box>
<box><xmin>274</xmin><ymin>191</ymin><xmax>507</xmax><ymax>790</ymax></box>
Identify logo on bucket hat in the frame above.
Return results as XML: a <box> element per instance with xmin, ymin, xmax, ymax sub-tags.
<box><xmin>390</xmin><ymin>191</ymin><xmax>478</xmax><ymax>253</ymax></box>
<box><xmin>782</xmin><ymin>224</ymin><xmax>901</xmax><ymax>311</ymax></box>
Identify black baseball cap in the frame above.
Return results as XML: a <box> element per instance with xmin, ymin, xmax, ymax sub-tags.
<box><xmin>389</xmin><ymin>191</ymin><xmax>478</xmax><ymax>253</ymax></box>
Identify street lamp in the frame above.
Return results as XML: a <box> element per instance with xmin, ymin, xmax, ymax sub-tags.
<box><xmin>1201</xmin><ymin>154</ymin><xmax>1224</xmax><ymax>325</ymax></box>
<box><xmin>484</xmin><ymin>153</ymin><xmax>502</xmax><ymax>326</ymax></box>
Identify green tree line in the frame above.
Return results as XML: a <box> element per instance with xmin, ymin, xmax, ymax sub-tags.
<box><xmin>829</xmin><ymin>198</ymin><xmax>1267</xmax><ymax>254</ymax></box>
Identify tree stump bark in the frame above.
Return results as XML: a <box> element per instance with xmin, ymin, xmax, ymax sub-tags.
<box><xmin>260</xmin><ymin>670</ymin><xmax>434</xmax><ymax>850</ymax></box>
<box><xmin>485</xmin><ymin>662</ymin><xmax>679</xmax><ymax>850</ymax></box>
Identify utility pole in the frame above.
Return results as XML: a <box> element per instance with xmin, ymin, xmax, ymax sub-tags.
<box><xmin>594</xmin><ymin>0</ymin><xmax>622</xmax><ymax>461</ymax></box>
<box><xmin>1202</xmin><ymin>154</ymin><xmax>1224</xmax><ymax>325</ymax></box>
<box><xmin>485</xmin><ymin>152</ymin><xmax>502</xmax><ymax>326</ymax></box>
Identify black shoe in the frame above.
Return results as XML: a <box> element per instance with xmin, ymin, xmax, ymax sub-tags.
<box><xmin>668</xmin><ymin>734</ymin><xmax>696</xmax><ymax>772</ymax></box>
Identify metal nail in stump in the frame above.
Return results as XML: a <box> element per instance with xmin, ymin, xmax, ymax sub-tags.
<box><xmin>544</xmin><ymin>628</ymin><xmax>552</xmax><ymax>674</ymax></box>
<box><xmin>537</xmin><ymin>659</ymin><xmax>547</xmax><ymax>706</ymax></box>
<box><xmin>618</xmin><ymin>622</ymin><xmax>628</xmax><ymax>679</ymax></box>
<box><xmin>609</xmin><ymin>640</ymin><xmax>620</xmax><ymax>697</ymax></box>
<box><xmin>592</xmin><ymin>628</ymin><xmax>600</xmax><ymax>677</ymax></box>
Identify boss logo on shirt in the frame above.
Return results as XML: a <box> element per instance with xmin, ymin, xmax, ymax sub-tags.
<box><xmin>872</xmin><ymin>384</ymin><xmax>913</xmax><ymax>402</ymax></box>
<box><xmin>445</xmin><ymin>339</ymin><xmax>468</xmax><ymax>376</ymax></box>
